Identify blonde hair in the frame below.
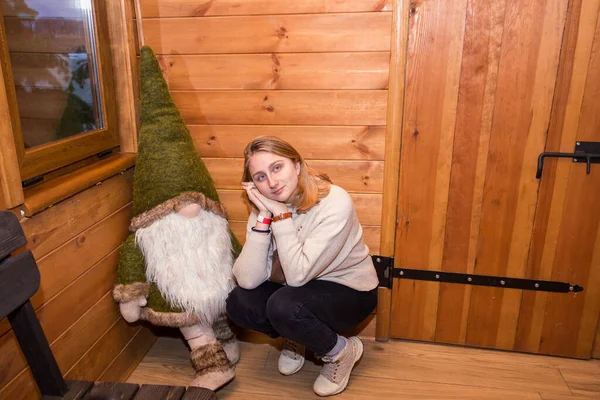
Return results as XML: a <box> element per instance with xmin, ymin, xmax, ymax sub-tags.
<box><xmin>243</xmin><ymin>136</ymin><xmax>331</xmax><ymax>213</ymax></box>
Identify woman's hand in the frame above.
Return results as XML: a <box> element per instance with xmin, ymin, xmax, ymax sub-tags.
<box><xmin>242</xmin><ymin>182</ymin><xmax>269</xmax><ymax>213</ymax></box>
<box><xmin>242</xmin><ymin>182</ymin><xmax>288</xmax><ymax>215</ymax></box>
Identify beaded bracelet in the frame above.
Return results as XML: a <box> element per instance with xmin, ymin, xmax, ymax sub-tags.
<box><xmin>251</xmin><ymin>227</ymin><xmax>271</xmax><ymax>234</ymax></box>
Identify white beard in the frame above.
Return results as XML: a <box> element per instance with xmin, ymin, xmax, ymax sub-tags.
<box><xmin>135</xmin><ymin>209</ymin><xmax>234</xmax><ymax>324</ymax></box>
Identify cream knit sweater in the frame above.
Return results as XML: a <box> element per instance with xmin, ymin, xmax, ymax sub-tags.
<box><xmin>233</xmin><ymin>185</ymin><xmax>379</xmax><ymax>291</ymax></box>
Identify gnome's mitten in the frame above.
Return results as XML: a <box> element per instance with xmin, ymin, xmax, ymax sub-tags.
<box><xmin>113</xmin><ymin>234</ymin><xmax>149</xmax><ymax>308</ymax></box>
<box><xmin>213</xmin><ymin>315</ymin><xmax>240</xmax><ymax>365</ymax></box>
<box><xmin>181</xmin><ymin>324</ymin><xmax>235</xmax><ymax>390</ymax></box>
<box><xmin>119</xmin><ymin>297</ymin><xmax>147</xmax><ymax>323</ymax></box>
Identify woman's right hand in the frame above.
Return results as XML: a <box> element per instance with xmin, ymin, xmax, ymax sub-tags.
<box><xmin>242</xmin><ymin>182</ymin><xmax>270</xmax><ymax>214</ymax></box>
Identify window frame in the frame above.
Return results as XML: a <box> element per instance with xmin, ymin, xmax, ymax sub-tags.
<box><xmin>0</xmin><ymin>0</ymin><xmax>119</xmax><ymax>183</ymax></box>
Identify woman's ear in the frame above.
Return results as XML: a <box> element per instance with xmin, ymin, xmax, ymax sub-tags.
<box><xmin>295</xmin><ymin>161</ymin><xmax>301</xmax><ymax>176</ymax></box>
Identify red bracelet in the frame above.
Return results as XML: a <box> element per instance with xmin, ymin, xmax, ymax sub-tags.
<box><xmin>257</xmin><ymin>215</ymin><xmax>272</xmax><ymax>225</ymax></box>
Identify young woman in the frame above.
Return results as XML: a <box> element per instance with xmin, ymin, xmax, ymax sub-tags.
<box><xmin>226</xmin><ymin>136</ymin><xmax>378</xmax><ymax>397</ymax></box>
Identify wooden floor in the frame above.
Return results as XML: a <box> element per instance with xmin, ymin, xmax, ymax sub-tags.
<box><xmin>128</xmin><ymin>334</ymin><xmax>600</xmax><ymax>399</ymax></box>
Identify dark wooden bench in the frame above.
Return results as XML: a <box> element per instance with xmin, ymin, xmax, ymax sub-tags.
<box><xmin>0</xmin><ymin>211</ymin><xmax>218</xmax><ymax>400</ymax></box>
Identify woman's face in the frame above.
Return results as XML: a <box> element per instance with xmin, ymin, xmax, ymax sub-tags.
<box><xmin>247</xmin><ymin>151</ymin><xmax>300</xmax><ymax>202</ymax></box>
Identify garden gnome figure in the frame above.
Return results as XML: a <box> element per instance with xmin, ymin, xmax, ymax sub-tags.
<box><xmin>112</xmin><ymin>46</ymin><xmax>242</xmax><ymax>390</ymax></box>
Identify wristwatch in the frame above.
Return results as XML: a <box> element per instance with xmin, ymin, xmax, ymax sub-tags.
<box><xmin>273</xmin><ymin>212</ymin><xmax>293</xmax><ymax>222</ymax></box>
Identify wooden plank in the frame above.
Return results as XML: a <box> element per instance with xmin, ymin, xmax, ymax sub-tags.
<box><xmin>0</xmin><ymin>291</ymin><xmax>122</xmax><ymax>400</ymax></box>
<box><xmin>52</xmin><ymin>291</ymin><xmax>122</xmax><ymax>378</ymax></box>
<box><xmin>28</xmin><ymin>204</ymin><xmax>130</xmax><ymax>311</ymax></box>
<box><xmin>219</xmin><ymin>189</ymin><xmax>383</xmax><ymax>226</ymax></box>
<box><xmin>0</xmin><ymin>201</ymin><xmax>129</xmax><ymax>337</ymax></box>
<box><xmin>22</xmin><ymin>153</ymin><xmax>136</xmax><ymax>217</ymax></box>
<box><xmin>0</xmin><ymin>211</ymin><xmax>26</xmax><ymax>260</ymax></box>
<box><xmin>0</xmin><ymin>33</ymin><xmax>24</xmax><ymax>209</ymax></box>
<box><xmin>0</xmin><ymin>3</ymin><xmax>26</xmax><ymax>177</ymax></box>
<box><xmin>228</xmin><ymin>221</ymin><xmax>380</xmax><ymax>254</ymax></box>
<box><xmin>377</xmin><ymin>0</ymin><xmax>409</xmax><ymax>341</ymax></box>
<box><xmin>7</xmin><ymin>301</ymin><xmax>67</xmax><ymax>397</ymax></box>
<box><xmin>466</xmin><ymin>0</ymin><xmax>569</xmax><ymax>350</ymax></box>
<box><xmin>172</xmin><ymin>90</ymin><xmax>387</xmax><ymax>126</ymax></box>
<box><xmin>434</xmin><ymin>0</ymin><xmax>506</xmax><ymax>345</ymax></box>
<box><xmin>158</xmin><ymin>53</ymin><xmax>390</xmax><ymax>90</ymax></box>
<box><xmin>9</xmin><ymin>52</ymin><xmax>72</xmax><ymax>90</ymax></box>
<box><xmin>64</xmin><ymin>318</ymin><xmax>141</xmax><ymax>381</ymax></box>
<box><xmin>106</xmin><ymin>0</ymin><xmax>139</xmax><ymax>153</ymax></box>
<box><xmin>143</xmin><ymin>13</ymin><xmax>392</xmax><ymax>54</ymax></box>
<box><xmin>204</xmin><ymin>158</ymin><xmax>384</xmax><ymax>193</ymax></box>
<box><xmin>594</xmin><ymin>321</ymin><xmax>600</xmax><ymax>358</ymax></box>
<box><xmin>20</xmin><ymin>170</ymin><xmax>133</xmax><ymax>260</ymax></box>
<box><xmin>140</xmin><ymin>0</ymin><xmax>392</xmax><ymax>17</ymax></box>
<box><xmin>84</xmin><ymin>382</ymin><xmax>139</xmax><ymax>400</ymax></box>
<box><xmin>534</xmin><ymin>6</ymin><xmax>600</xmax><ymax>358</ymax></box>
<box><xmin>181</xmin><ymin>387</ymin><xmax>218</xmax><ymax>400</ymax></box>
<box><xmin>391</xmin><ymin>0</ymin><xmax>467</xmax><ymax>341</ymax></box>
<box><xmin>130</xmin><ymin>338</ymin><xmax>583</xmax><ymax>399</ymax></box>
<box><xmin>190</xmin><ymin>125</ymin><xmax>386</xmax><ymax>160</ymax></box>
<box><xmin>1</xmin><ymin>0</ymin><xmax>87</xmax><ymax>18</ymax></box>
<box><xmin>0</xmin><ymin>247</ymin><xmax>120</xmax><ymax>389</ymax></box>
<box><xmin>19</xmin><ymin>130</ymin><xmax>120</xmax><ymax>182</ymax></box>
<box><xmin>3</xmin><ymin>17</ymin><xmax>86</xmax><ymax>53</ymax></box>
<box><xmin>515</xmin><ymin>0</ymin><xmax>599</xmax><ymax>355</ymax></box>
<box><xmin>132</xmin><ymin>384</ymin><xmax>185</xmax><ymax>400</ymax></box>
<box><xmin>61</xmin><ymin>380</ymin><xmax>95</xmax><ymax>400</ymax></box>
<box><xmin>99</xmin><ymin>327</ymin><xmax>156</xmax><ymax>383</ymax></box>
<box><xmin>0</xmin><ymin>251</ymin><xmax>39</xmax><ymax>320</ymax></box>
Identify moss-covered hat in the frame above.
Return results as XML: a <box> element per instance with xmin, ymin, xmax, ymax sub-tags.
<box><xmin>130</xmin><ymin>46</ymin><xmax>241</xmax><ymax>254</ymax></box>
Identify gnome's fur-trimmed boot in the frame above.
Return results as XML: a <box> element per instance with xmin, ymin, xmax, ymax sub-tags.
<box><xmin>190</xmin><ymin>342</ymin><xmax>235</xmax><ymax>390</ymax></box>
<box><xmin>213</xmin><ymin>315</ymin><xmax>240</xmax><ymax>365</ymax></box>
<box><xmin>181</xmin><ymin>324</ymin><xmax>235</xmax><ymax>390</ymax></box>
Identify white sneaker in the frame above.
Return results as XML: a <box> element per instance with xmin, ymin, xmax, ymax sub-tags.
<box><xmin>278</xmin><ymin>339</ymin><xmax>305</xmax><ymax>375</ymax></box>
<box><xmin>313</xmin><ymin>336</ymin><xmax>363</xmax><ymax>397</ymax></box>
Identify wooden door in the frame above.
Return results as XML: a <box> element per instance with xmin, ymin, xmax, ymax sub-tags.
<box><xmin>389</xmin><ymin>0</ymin><xmax>600</xmax><ymax>358</ymax></box>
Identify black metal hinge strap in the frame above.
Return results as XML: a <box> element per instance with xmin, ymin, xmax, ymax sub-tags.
<box><xmin>392</xmin><ymin>268</ymin><xmax>583</xmax><ymax>293</ymax></box>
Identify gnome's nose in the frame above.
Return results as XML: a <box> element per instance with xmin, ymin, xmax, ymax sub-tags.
<box><xmin>178</xmin><ymin>203</ymin><xmax>202</xmax><ymax>219</ymax></box>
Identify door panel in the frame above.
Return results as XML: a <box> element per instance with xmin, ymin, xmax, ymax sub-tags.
<box><xmin>390</xmin><ymin>0</ymin><xmax>600</xmax><ymax>357</ymax></box>
<box><xmin>391</xmin><ymin>0</ymin><xmax>468</xmax><ymax>342</ymax></box>
<box><xmin>516</xmin><ymin>0</ymin><xmax>600</xmax><ymax>358</ymax></box>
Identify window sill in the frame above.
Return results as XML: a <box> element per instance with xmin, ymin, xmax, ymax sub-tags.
<box><xmin>20</xmin><ymin>152</ymin><xmax>136</xmax><ymax>217</ymax></box>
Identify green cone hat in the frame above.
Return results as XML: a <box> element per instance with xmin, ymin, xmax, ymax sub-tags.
<box><xmin>133</xmin><ymin>45</ymin><xmax>218</xmax><ymax>216</ymax></box>
<box><xmin>132</xmin><ymin>46</ymin><xmax>241</xmax><ymax>255</ymax></box>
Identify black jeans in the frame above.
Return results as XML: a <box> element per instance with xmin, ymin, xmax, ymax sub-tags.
<box><xmin>226</xmin><ymin>280</ymin><xmax>378</xmax><ymax>356</ymax></box>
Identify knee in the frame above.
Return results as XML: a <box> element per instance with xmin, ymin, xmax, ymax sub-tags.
<box><xmin>266</xmin><ymin>290</ymin><xmax>299</xmax><ymax>325</ymax></box>
<box><xmin>225</xmin><ymin>287</ymin><xmax>248</xmax><ymax>320</ymax></box>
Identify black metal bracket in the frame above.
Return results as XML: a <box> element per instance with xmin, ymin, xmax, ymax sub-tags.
<box><xmin>371</xmin><ymin>255</ymin><xmax>583</xmax><ymax>293</ymax></box>
<box><xmin>22</xmin><ymin>175</ymin><xmax>43</xmax><ymax>188</ymax></box>
<box><xmin>536</xmin><ymin>141</ymin><xmax>600</xmax><ymax>179</ymax></box>
<box><xmin>391</xmin><ymin>268</ymin><xmax>583</xmax><ymax>293</ymax></box>
<box><xmin>372</xmin><ymin>255</ymin><xmax>393</xmax><ymax>289</ymax></box>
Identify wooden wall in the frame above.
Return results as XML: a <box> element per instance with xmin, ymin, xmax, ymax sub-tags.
<box><xmin>135</xmin><ymin>0</ymin><xmax>394</xmax><ymax>256</ymax></box>
<box><xmin>0</xmin><ymin>170</ymin><xmax>156</xmax><ymax>400</ymax></box>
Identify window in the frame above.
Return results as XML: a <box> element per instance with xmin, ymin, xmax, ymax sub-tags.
<box><xmin>0</xmin><ymin>0</ymin><xmax>118</xmax><ymax>182</ymax></box>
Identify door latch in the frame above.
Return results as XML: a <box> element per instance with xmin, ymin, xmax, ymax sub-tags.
<box><xmin>537</xmin><ymin>142</ymin><xmax>600</xmax><ymax>179</ymax></box>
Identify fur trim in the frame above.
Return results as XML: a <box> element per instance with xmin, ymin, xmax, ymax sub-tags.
<box><xmin>190</xmin><ymin>343</ymin><xmax>230</xmax><ymax>374</ymax></box>
<box><xmin>213</xmin><ymin>316</ymin><xmax>236</xmax><ymax>344</ymax></box>
<box><xmin>130</xmin><ymin>192</ymin><xmax>228</xmax><ymax>232</ymax></box>
<box><xmin>113</xmin><ymin>282</ymin><xmax>150</xmax><ymax>303</ymax></box>
<box><xmin>140</xmin><ymin>308</ymin><xmax>201</xmax><ymax>327</ymax></box>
